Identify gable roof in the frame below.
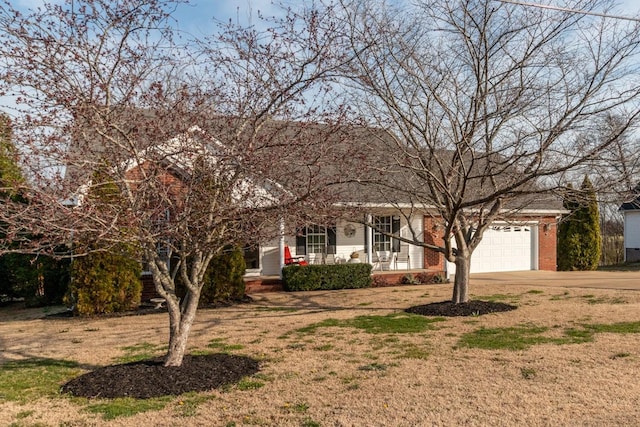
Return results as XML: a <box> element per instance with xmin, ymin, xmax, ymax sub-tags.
<box><xmin>64</xmin><ymin>114</ymin><xmax>565</xmax><ymax>214</ymax></box>
<box><xmin>620</xmin><ymin>184</ymin><xmax>640</xmax><ymax>211</ymax></box>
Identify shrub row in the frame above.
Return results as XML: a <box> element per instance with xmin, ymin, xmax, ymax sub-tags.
<box><xmin>282</xmin><ymin>263</ymin><xmax>372</xmax><ymax>291</ymax></box>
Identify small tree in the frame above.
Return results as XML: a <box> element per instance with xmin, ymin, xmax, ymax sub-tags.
<box><xmin>558</xmin><ymin>176</ymin><xmax>602</xmax><ymax>270</ymax></box>
<box><xmin>0</xmin><ymin>0</ymin><xmax>354</xmax><ymax>366</ymax></box>
<box><xmin>329</xmin><ymin>0</ymin><xmax>640</xmax><ymax>302</ymax></box>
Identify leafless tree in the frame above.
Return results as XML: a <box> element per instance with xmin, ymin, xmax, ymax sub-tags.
<box><xmin>0</xmin><ymin>0</ymin><xmax>355</xmax><ymax>366</ymax></box>
<box><xmin>334</xmin><ymin>0</ymin><xmax>640</xmax><ymax>302</ymax></box>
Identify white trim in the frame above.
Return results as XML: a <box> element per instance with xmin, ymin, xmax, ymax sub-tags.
<box><xmin>531</xmin><ymin>224</ymin><xmax>539</xmax><ymax>270</ymax></box>
<box><xmin>366</xmin><ymin>213</ymin><xmax>373</xmax><ymax>264</ymax></box>
<box><xmin>279</xmin><ymin>218</ymin><xmax>285</xmax><ymax>277</ymax></box>
<box><xmin>334</xmin><ymin>202</ymin><xmax>567</xmax><ymax>215</ymax></box>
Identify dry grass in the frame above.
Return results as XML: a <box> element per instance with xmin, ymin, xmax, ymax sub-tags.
<box><xmin>2</xmin><ymin>281</ymin><xmax>640</xmax><ymax>426</ymax></box>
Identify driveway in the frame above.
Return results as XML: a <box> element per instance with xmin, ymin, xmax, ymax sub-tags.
<box><xmin>470</xmin><ymin>270</ymin><xmax>640</xmax><ymax>291</ymax></box>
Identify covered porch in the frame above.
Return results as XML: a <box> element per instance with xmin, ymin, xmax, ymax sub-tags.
<box><xmin>255</xmin><ymin>212</ymin><xmax>429</xmax><ymax>278</ymax></box>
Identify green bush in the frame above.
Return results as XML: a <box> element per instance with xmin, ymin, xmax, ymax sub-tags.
<box><xmin>199</xmin><ymin>247</ymin><xmax>246</xmax><ymax>304</ymax></box>
<box><xmin>0</xmin><ymin>253</ymin><xmax>70</xmax><ymax>306</ymax></box>
<box><xmin>282</xmin><ymin>263</ymin><xmax>372</xmax><ymax>291</ymax></box>
<box><xmin>67</xmin><ymin>246</ymin><xmax>141</xmax><ymax>315</ymax></box>
<box><xmin>558</xmin><ymin>176</ymin><xmax>602</xmax><ymax>271</ymax></box>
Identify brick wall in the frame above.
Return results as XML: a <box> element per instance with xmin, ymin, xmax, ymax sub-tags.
<box><xmin>537</xmin><ymin>216</ymin><xmax>558</xmax><ymax>271</ymax></box>
<box><xmin>140</xmin><ymin>275</ymin><xmax>160</xmax><ymax>301</ymax></box>
<box><xmin>423</xmin><ymin>216</ymin><xmax>445</xmax><ymax>270</ymax></box>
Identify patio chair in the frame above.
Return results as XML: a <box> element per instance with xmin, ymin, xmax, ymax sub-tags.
<box><xmin>323</xmin><ymin>253</ymin><xmax>336</xmax><ymax>265</ymax></box>
<box><xmin>394</xmin><ymin>245</ymin><xmax>410</xmax><ymax>270</ymax></box>
<box><xmin>284</xmin><ymin>245</ymin><xmax>308</xmax><ymax>266</ymax></box>
<box><xmin>373</xmin><ymin>250</ymin><xmax>391</xmax><ymax>271</ymax></box>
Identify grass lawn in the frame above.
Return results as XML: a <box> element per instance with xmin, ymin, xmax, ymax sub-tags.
<box><xmin>2</xmin><ymin>278</ymin><xmax>640</xmax><ymax>426</ymax></box>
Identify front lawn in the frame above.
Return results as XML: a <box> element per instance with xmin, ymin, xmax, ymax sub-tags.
<box><xmin>2</xmin><ymin>281</ymin><xmax>640</xmax><ymax>426</ymax></box>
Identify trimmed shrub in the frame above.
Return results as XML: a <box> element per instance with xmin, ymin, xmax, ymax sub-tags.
<box><xmin>67</xmin><ymin>246</ymin><xmax>142</xmax><ymax>315</ymax></box>
<box><xmin>282</xmin><ymin>263</ymin><xmax>372</xmax><ymax>291</ymax></box>
<box><xmin>200</xmin><ymin>247</ymin><xmax>246</xmax><ymax>304</ymax></box>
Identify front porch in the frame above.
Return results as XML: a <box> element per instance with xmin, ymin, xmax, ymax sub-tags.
<box><xmin>244</xmin><ymin>268</ymin><xmax>445</xmax><ymax>294</ymax></box>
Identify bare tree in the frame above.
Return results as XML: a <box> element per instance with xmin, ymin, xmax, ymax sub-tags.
<box><xmin>334</xmin><ymin>0</ymin><xmax>640</xmax><ymax>302</ymax></box>
<box><xmin>0</xmin><ymin>0</ymin><xmax>354</xmax><ymax>366</ymax></box>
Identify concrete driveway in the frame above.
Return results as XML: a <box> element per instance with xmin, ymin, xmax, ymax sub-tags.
<box><xmin>469</xmin><ymin>270</ymin><xmax>640</xmax><ymax>291</ymax></box>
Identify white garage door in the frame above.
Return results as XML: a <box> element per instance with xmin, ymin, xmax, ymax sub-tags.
<box><xmin>448</xmin><ymin>225</ymin><xmax>534</xmax><ymax>274</ymax></box>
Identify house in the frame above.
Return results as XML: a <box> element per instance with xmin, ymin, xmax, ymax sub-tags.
<box><xmin>253</xmin><ymin>207</ymin><xmax>562</xmax><ymax>279</ymax></box>
<box><xmin>64</xmin><ymin>117</ymin><xmax>565</xmax><ymax>296</ymax></box>
<box><xmin>620</xmin><ymin>186</ymin><xmax>640</xmax><ymax>262</ymax></box>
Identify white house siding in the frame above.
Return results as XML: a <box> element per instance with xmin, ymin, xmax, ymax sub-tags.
<box><xmin>406</xmin><ymin>216</ymin><xmax>424</xmax><ymax>269</ymax></box>
<box><xmin>624</xmin><ymin>211</ymin><xmax>640</xmax><ymax>262</ymax></box>
<box><xmin>259</xmin><ymin>238</ymin><xmax>283</xmax><ymax>276</ymax></box>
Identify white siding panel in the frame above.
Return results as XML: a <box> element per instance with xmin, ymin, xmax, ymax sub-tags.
<box><xmin>407</xmin><ymin>217</ymin><xmax>424</xmax><ymax>269</ymax></box>
<box><xmin>260</xmin><ymin>238</ymin><xmax>282</xmax><ymax>276</ymax></box>
<box><xmin>624</xmin><ymin>211</ymin><xmax>640</xmax><ymax>248</ymax></box>
<box><xmin>334</xmin><ymin>220</ymin><xmax>367</xmax><ymax>263</ymax></box>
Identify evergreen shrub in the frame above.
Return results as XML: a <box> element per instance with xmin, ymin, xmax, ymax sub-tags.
<box><xmin>282</xmin><ymin>263</ymin><xmax>372</xmax><ymax>291</ymax></box>
<box><xmin>199</xmin><ymin>247</ymin><xmax>247</xmax><ymax>304</ymax></box>
<box><xmin>67</xmin><ymin>246</ymin><xmax>141</xmax><ymax>315</ymax></box>
<box><xmin>558</xmin><ymin>176</ymin><xmax>602</xmax><ymax>271</ymax></box>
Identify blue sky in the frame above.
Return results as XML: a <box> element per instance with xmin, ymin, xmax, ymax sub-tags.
<box><xmin>13</xmin><ymin>1</ymin><xmax>640</xmax><ymax>30</ymax></box>
<box><xmin>159</xmin><ymin>0</ymin><xmax>640</xmax><ymax>32</ymax></box>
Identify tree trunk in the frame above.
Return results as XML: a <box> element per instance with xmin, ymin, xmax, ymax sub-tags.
<box><xmin>163</xmin><ymin>290</ymin><xmax>200</xmax><ymax>367</ymax></box>
<box><xmin>452</xmin><ymin>254</ymin><xmax>470</xmax><ymax>304</ymax></box>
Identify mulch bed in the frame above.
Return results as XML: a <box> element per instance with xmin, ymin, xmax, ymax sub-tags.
<box><xmin>61</xmin><ymin>354</ymin><xmax>260</xmax><ymax>399</ymax></box>
<box><xmin>405</xmin><ymin>300</ymin><xmax>517</xmax><ymax>317</ymax></box>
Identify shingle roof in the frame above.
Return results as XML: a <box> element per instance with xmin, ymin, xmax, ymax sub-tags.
<box><xmin>620</xmin><ymin>188</ymin><xmax>640</xmax><ymax>211</ymax></box>
<box><xmin>64</xmin><ymin>114</ymin><xmax>565</xmax><ymax>213</ymax></box>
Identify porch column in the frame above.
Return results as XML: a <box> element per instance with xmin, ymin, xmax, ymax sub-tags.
<box><xmin>366</xmin><ymin>213</ymin><xmax>373</xmax><ymax>264</ymax></box>
<box><xmin>279</xmin><ymin>217</ymin><xmax>285</xmax><ymax>278</ymax></box>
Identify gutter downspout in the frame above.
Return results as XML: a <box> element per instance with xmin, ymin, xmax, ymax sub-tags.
<box><xmin>366</xmin><ymin>213</ymin><xmax>373</xmax><ymax>264</ymax></box>
<box><xmin>279</xmin><ymin>217</ymin><xmax>285</xmax><ymax>278</ymax></box>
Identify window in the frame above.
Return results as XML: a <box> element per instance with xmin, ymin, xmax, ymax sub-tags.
<box><xmin>295</xmin><ymin>225</ymin><xmax>336</xmax><ymax>255</ymax></box>
<box><xmin>243</xmin><ymin>244</ymin><xmax>260</xmax><ymax>270</ymax></box>
<box><xmin>306</xmin><ymin>225</ymin><xmax>326</xmax><ymax>254</ymax></box>
<box><xmin>142</xmin><ymin>209</ymin><xmax>172</xmax><ymax>275</ymax></box>
<box><xmin>373</xmin><ymin>216</ymin><xmax>392</xmax><ymax>252</ymax></box>
<box><xmin>372</xmin><ymin>216</ymin><xmax>401</xmax><ymax>252</ymax></box>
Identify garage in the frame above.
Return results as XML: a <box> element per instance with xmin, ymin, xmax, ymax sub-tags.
<box><xmin>447</xmin><ymin>224</ymin><xmax>536</xmax><ymax>274</ymax></box>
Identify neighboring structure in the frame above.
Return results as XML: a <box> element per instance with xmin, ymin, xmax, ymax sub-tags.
<box><xmin>620</xmin><ymin>187</ymin><xmax>640</xmax><ymax>262</ymax></box>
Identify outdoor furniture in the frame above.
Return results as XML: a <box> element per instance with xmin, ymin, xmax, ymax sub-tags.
<box><xmin>323</xmin><ymin>253</ymin><xmax>336</xmax><ymax>265</ymax></box>
<box><xmin>373</xmin><ymin>250</ymin><xmax>391</xmax><ymax>271</ymax></box>
<box><xmin>284</xmin><ymin>245</ymin><xmax>308</xmax><ymax>266</ymax></box>
<box><xmin>394</xmin><ymin>245</ymin><xmax>410</xmax><ymax>270</ymax></box>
